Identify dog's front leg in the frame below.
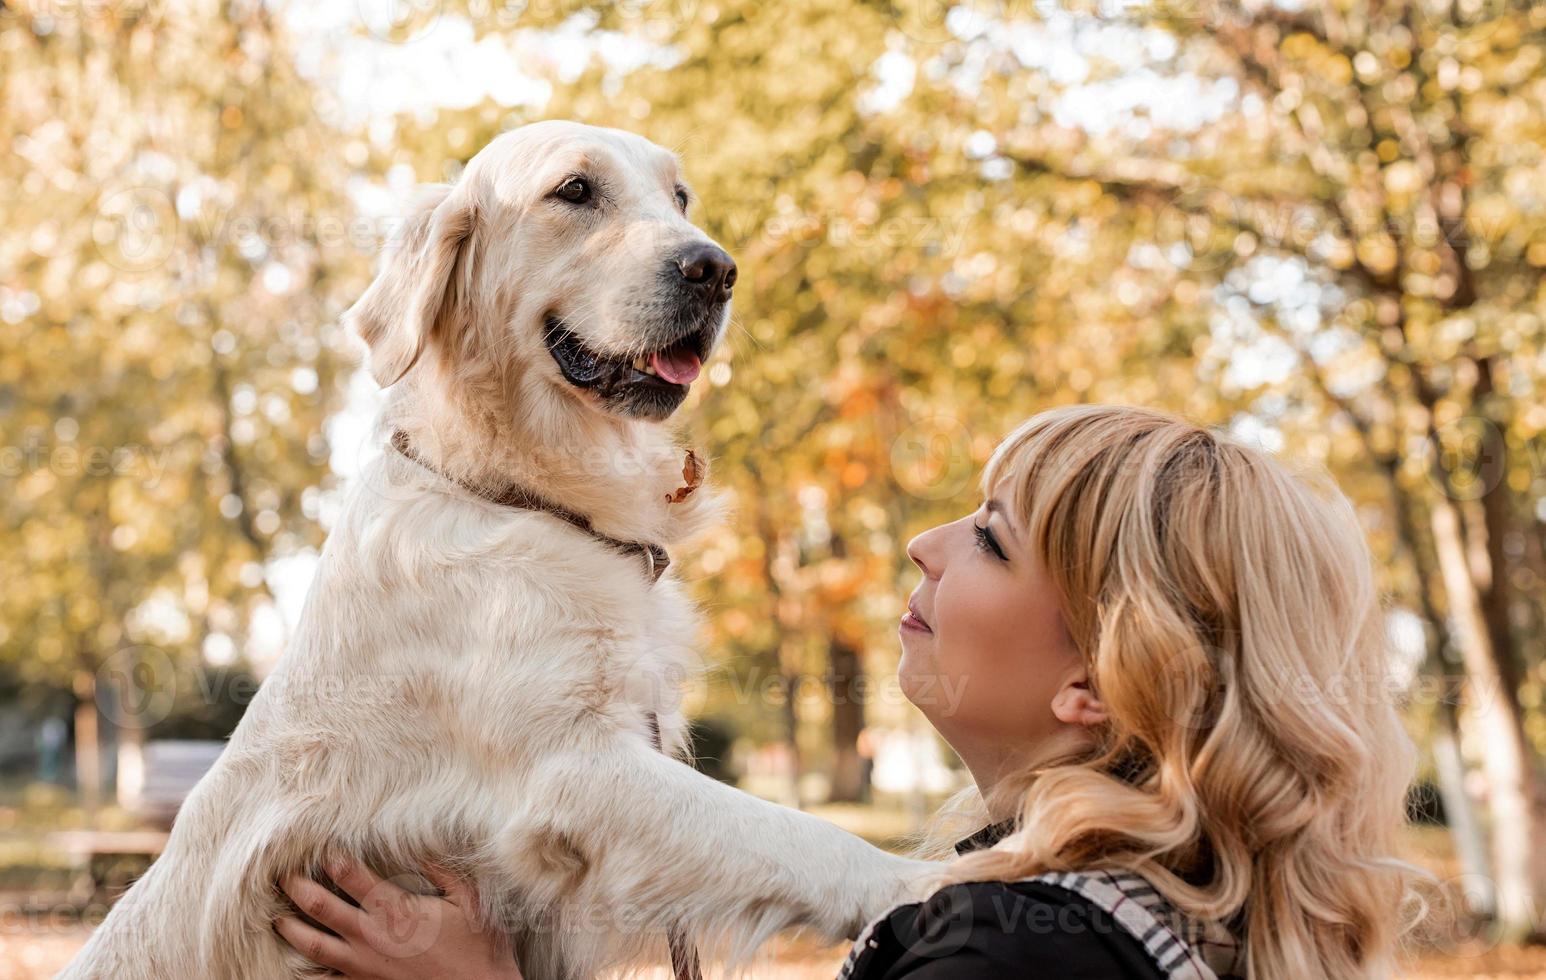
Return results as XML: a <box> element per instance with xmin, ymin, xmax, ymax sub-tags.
<box><xmin>499</xmin><ymin>737</ymin><xmax>940</xmax><ymax>970</ymax></box>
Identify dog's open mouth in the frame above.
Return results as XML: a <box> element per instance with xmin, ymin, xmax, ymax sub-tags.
<box><xmin>543</xmin><ymin>315</ymin><xmax>715</xmax><ymax>420</ymax></box>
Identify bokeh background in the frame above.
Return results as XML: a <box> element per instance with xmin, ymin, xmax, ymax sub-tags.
<box><xmin>3</xmin><ymin>0</ymin><xmax>1546</xmax><ymax>975</ymax></box>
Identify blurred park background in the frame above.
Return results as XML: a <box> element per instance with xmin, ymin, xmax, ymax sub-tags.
<box><xmin>3</xmin><ymin>0</ymin><xmax>1546</xmax><ymax>975</ymax></box>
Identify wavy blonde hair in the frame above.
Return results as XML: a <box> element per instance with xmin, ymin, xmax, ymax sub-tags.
<box><xmin>928</xmin><ymin>405</ymin><xmax>1420</xmax><ymax>980</ymax></box>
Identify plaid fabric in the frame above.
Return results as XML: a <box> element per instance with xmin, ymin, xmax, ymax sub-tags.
<box><xmin>1017</xmin><ymin>869</ymin><xmax>1245</xmax><ymax>980</ymax></box>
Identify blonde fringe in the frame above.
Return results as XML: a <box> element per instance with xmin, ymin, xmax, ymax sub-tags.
<box><xmin>912</xmin><ymin>406</ymin><xmax>1428</xmax><ymax>980</ymax></box>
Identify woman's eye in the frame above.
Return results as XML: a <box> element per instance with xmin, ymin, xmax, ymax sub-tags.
<box><xmin>555</xmin><ymin>177</ymin><xmax>591</xmax><ymax>204</ymax></box>
<box><xmin>674</xmin><ymin>188</ymin><xmax>690</xmax><ymax>212</ymax></box>
<box><xmin>973</xmin><ymin>522</ymin><xmax>1007</xmax><ymax>561</ymax></box>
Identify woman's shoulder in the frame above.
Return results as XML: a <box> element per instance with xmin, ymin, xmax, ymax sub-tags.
<box><xmin>837</xmin><ymin>876</ymin><xmax>1170</xmax><ymax>980</ymax></box>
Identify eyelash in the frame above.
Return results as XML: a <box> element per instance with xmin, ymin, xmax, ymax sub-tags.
<box><xmin>972</xmin><ymin>522</ymin><xmax>1007</xmax><ymax>561</ymax></box>
<box><xmin>552</xmin><ymin>174</ymin><xmax>596</xmax><ymax>206</ymax></box>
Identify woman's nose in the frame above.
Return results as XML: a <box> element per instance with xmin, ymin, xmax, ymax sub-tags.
<box><xmin>906</xmin><ymin>525</ymin><xmax>944</xmax><ymax>579</ymax></box>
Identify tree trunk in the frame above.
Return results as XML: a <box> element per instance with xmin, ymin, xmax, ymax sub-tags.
<box><xmin>1471</xmin><ymin>360</ymin><xmax>1528</xmax><ymax>707</ymax></box>
<box><xmin>754</xmin><ymin>503</ymin><xmax>807</xmax><ymax>811</ymax></box>
<box><xmin>72</xmin><ymin>669</ymin><xmax>100</xmax><ymax>824</ymax></box>
<box><xmin>826</xmin><ymin>636</ymin><xmax>867</xmax><ymax>803</ymax></box>
<box><xmin>778</xmin><ymin>655</ymin><xmax>804</xmax><ymax>810</ymax></box>
<box><xmin>1431</xmin><ymin>498</ymin><xmax>1546</xmax><ymax>938</ymax></box>
<box><xmin>1432</xmin><ymin>717</ymin><xmax>1496</xmax><ymax>918</ymax></box>
<box><xmin>1382</xmin><ymin>471</ymin><xmax>1494</xmax><ymax>918</ymax></box>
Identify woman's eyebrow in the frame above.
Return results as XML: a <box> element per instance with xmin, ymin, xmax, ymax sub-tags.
<box><xmin>983</xmin><ymin>499</ymin><xmax>1022</xmax><ymax>540</ymax></box>
<box><xmin>984</xmin><ymin>499</ymin><xmax>1010</xmax><ymax>520</ymax></box>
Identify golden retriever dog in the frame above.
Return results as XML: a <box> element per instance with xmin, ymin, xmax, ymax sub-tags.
<box><xmin>62</xmin><ymin>121</ymin><xmax>935</xmax><ymax>980</ymax></box>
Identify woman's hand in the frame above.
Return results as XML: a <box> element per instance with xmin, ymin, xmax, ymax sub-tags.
<box><xmin>275</xmin><ymin>857</ymin><xmax>522</xmax><ymax>980</ymax></box>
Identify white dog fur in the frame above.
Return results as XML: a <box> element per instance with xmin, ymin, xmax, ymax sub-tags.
<box><xmin>62</xmin><ymin>121</ymin><xmax>935</xmax><ymax>980</ymax></box>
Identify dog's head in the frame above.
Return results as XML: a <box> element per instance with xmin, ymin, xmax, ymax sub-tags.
<box><xmin>347</xmin><ymin>120</ymin><xmax>735</xmax><ymax>423</ymax></box>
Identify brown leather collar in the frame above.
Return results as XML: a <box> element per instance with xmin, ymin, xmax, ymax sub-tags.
<box><xmin>388</xmin><ymin>429</ymin><xmax>671</xmax><ymax>584</ymax></box>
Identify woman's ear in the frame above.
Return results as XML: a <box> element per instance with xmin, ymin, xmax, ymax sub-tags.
<box><xmin>345</xmin><ymin>183</ymin><xmax>478</xmax><ymax>388</ymax></box>
<box><xmin>1050</xmin><ymin>672</ymin><xmax>1109</xmax><ymax>728</ymax></box>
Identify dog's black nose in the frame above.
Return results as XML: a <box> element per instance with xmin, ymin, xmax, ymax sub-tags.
<box><xmin>675</xmin><ymin>243</ymin><xmax>737</xmax><ymax>300</ymax></box>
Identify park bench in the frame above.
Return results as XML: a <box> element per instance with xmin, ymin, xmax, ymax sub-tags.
<box><xmin>48</xmin><ymin>739</ymin><xmax>224</xmax><ymax>902</ymax></box>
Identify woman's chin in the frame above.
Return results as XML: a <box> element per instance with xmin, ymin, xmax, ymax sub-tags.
<box><xmin>895</xmin><ymin>652</ymin><xmax>929</xmax><ymax>704</ymax></box>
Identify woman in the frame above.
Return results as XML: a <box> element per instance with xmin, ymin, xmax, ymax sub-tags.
<box><xmin>275</xmin><ymin>405</ymin><xmax>1420</xmax><ymax>979</ymax></box>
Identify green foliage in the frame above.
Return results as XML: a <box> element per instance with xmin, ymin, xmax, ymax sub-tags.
<box><xmin>0</xmin><ymin>0</ymin><xmax>370</xmax><ymax>692</ymax></box>
<box><xmin>3</xmin><ymin>0</ymin><xmax>1544</xmax><ymax>773</ymax></box>
<box><xmin>394</xmin><ymin>0</ymin><xmax>1546</xmax><ymax>744</ymax></box>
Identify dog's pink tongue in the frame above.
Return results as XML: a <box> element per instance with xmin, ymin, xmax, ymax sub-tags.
<box><xmin>650</xmin><ymin>347</ymin><xmax>701</xmax><ymax>385</ymax></box>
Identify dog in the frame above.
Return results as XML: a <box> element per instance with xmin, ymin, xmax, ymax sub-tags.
<box><xmin>62</xmin><ymin>121</ymin><xmax>935</xmax><ymax>980</ymax></box>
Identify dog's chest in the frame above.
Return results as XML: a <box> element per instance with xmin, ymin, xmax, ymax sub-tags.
<box><xmin>331</xmin><ymin>475</ymin><xmax>705</xmax><ymax>727</ymax></box>
<box><xmin>609</xmin><ymin>574</ymin><xmax>700</xmax><ymax>707</ymax></box>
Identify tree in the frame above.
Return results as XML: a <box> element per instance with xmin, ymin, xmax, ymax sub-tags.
<box><xmin>947</xmin><ymin>0</ymin><xmax>1546</xmax><ymax>935</ymax></box>
<box><xmin>0</xmin><ymin>0</ymin><xmax>367</xmax><ymax>811</ymax></box>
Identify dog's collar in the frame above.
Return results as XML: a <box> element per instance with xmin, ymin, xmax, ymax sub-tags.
<box><xmin>388</xmin><ymin>429</ymin><xmax>671</xmax><ymax>584</ymax></box>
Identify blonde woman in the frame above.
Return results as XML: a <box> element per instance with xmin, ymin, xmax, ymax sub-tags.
<box><xmin>277</xmin><ymin>405</ymin><xmax>1418</xmax><ymax>979</ymax></box>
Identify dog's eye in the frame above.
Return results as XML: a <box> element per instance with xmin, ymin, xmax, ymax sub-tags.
<box><xmin>554</xmin><ymin>177</ymin><xmax>591</xmax><ymax>204</ymax></box>
<box><xmin>674</xmin><ymin>187</ymin><xmax>690</xmax><ymax>213</ymax></box>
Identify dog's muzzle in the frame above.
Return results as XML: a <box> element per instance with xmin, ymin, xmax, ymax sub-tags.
<box><xmin>543</xmin><ymin>243</ymin><xmax>734</xmax><ymax>422</ymax></box>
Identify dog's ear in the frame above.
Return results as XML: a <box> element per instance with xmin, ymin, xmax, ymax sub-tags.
<box><xmin>346</xmin><ymin>183</ymin><xmax>478</xmax><ymax>388</ymax></box>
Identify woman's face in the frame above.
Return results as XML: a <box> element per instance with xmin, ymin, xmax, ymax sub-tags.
<box><xmin>899</xmin><ymin>492</ymin><xmax>1100</xmax><ymax>789</ymax></box>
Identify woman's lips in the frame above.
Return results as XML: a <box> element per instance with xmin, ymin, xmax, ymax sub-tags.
<box><xmin>900</xmin><ymin>602</ymin><xmax>932</xmax><ymax>634</ymax></box>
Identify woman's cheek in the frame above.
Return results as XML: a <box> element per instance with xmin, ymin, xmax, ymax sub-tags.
<box><xmin>926</xmin><ymin>587</ymin><xmax>981</xmax><ymax>702</ymax></box>
<box><xmin>948</xmin><ymin>578</ymin><xmax>1023</xmax><ymax>709</ymax></box>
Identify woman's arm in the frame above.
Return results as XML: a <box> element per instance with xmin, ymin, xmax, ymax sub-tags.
<box><xmin>275</xmin><ymin>858</ymin><xmax>522</xmax><ymax>980</ymax></box>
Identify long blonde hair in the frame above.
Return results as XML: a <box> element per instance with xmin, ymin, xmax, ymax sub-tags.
<box><xmin>932</xmin><ymin>405</ymin><xmax>1419</xmax><ymax>980</ymax></box>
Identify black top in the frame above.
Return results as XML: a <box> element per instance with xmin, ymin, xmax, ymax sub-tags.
<box><xmin>841</xmin><ymin>823</ymin><xmax>1167</xmax><ymax>980</ymax></box>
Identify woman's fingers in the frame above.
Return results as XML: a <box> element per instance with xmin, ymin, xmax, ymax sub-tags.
<box><xmin>281</xmin><ymin>873</ymin><xmax>362</xmax><ymax>938</ymax></box>
<box><xmin>328</xmin><ymin>854</ymin><xmax>393</xmax><ymax>908</ymax></box>
<box><xmin>275</xmin><ymin>915</ymin><xmax>356</xmax><ymax>974</ymax></box>
<box><xmin>421</xmin><ymin>862</ymin><xmax>475</xmax><ymax>907</ymax></box>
